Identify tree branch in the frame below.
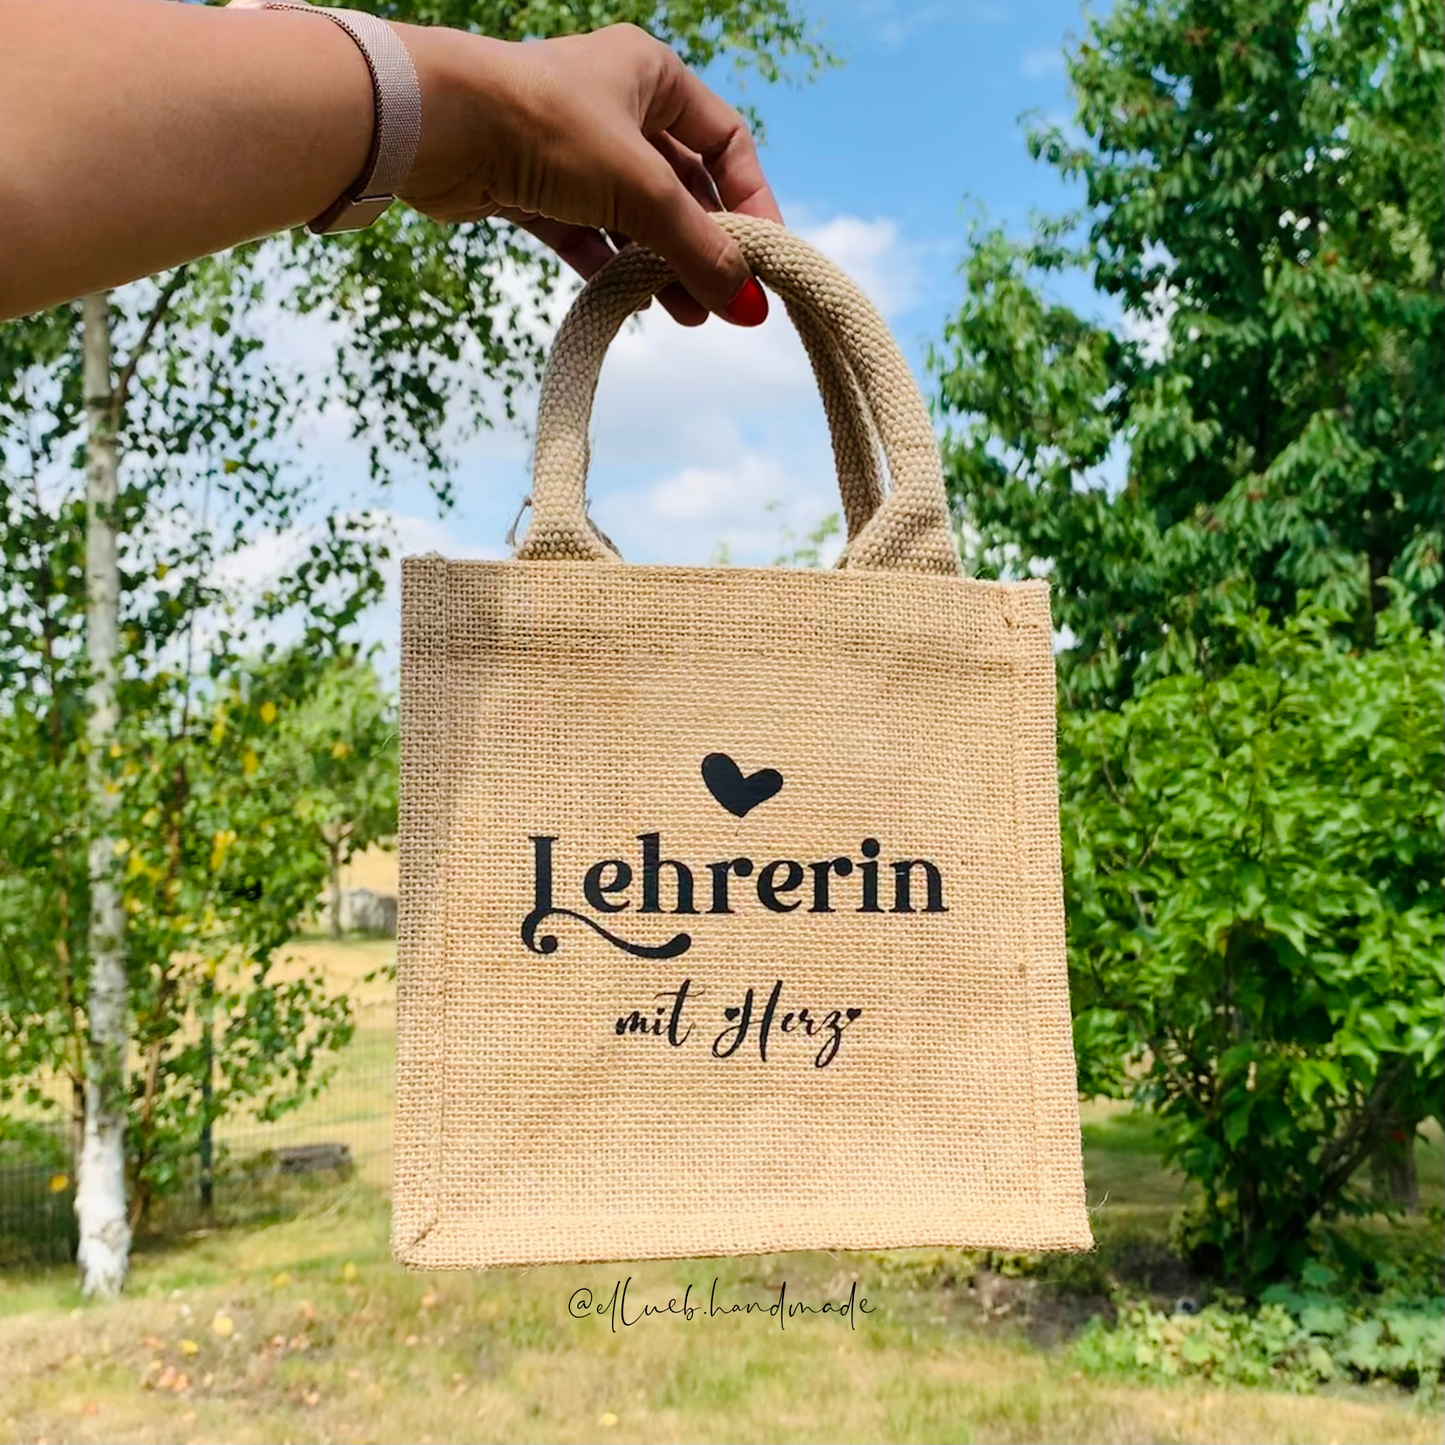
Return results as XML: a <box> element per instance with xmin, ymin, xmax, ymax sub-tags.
<box><xmin>111</xmin><ymin>268</ymin><xmax>189</xmax><ymax>423</ymax></box>
<box><xmin>1314</xmin><ymin>1056</ymin><xmax>1412</xmax><ymax>1206</ymax></box>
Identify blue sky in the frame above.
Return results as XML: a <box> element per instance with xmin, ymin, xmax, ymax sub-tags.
<box><xmin>740</xmin><ymin>0</ymin><xmax>1089</xmax><ymax>332</ymax></box>
<box><xmin>255</xmin><ymin>2</ymin><xmax>1105</xmax><ymax>642</ymax></box>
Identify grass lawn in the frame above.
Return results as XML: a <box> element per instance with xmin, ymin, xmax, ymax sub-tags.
<box><xmin>0</xmin><ymin>936</ymin><xmax>1440</xmax><ymax>1445</ymax></box>
<box><xmin>2</xmin><ymin>1186</ymin><xmax>1440</xmax><ymax>1445</ymax></box>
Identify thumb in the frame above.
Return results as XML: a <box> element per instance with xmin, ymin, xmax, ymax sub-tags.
<box><xmin>613</xmin><ymin>143</ymin><xmax>768</xmax><ymax>326</ymax></box>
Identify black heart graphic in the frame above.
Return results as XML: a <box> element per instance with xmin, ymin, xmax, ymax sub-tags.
<box><xmin>701</xmin><ymin>753</ymin><xmax>784</xmax><ymax>818</ymax></box>
<box><xmin>723</xmin><ymin>1007</ymin><xmax>741</xmax><ymax>1022</ymax></box>
<box><xmin>846</xmin><ymin>1008</ymin><xmax>862</xmax><ymax>1022</ymax></box>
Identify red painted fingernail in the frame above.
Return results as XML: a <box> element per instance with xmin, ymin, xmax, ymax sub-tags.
<box><xmin>724</xmin><ymin>277</ymin><xmax>768</xmax><ymax>327</ymax></box>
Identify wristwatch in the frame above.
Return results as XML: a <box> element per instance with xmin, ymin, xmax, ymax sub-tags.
<box><xmin>228</xmin><ymin>0</ymin><xmax>423</xmax><ymax>234</ymax></box>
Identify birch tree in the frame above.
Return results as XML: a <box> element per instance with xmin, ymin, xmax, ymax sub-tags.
<box><xmin>0</xmin><ymin>0</ymin><xmax>820</xmax><ymax>1298</ymax></box>
<box><xmin>77</xmin><ymin>293</ymin><xmax>130</xmax><ymax>1295</ymax></box>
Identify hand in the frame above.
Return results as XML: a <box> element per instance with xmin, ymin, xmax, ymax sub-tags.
<box><xmin>395</xmin><ymin>23</ymin><xmax>781</xmax><ymax>327</ymax></box>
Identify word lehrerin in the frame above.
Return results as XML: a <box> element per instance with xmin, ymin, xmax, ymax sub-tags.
<box><xmin>521</xmin><ymin>832</ymin><xmax>947</xmax><ymax>959</ymax></box>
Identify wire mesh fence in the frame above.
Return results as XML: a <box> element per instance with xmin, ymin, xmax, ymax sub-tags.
<box><xmin>1</xmin><ymin>934</ymin><xmax>396</xmax><ymax>1269</ymax></box>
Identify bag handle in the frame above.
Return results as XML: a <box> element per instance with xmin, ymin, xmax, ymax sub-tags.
<box><xmin>515</xmin><ymin>214</ymin><xmax>959</xmax><ymax>576</ymax></box>
<box><xmin>785</xmin><ymin>296</ymin><xmax>887</xmax><ymax>543</ymax></box>
<box><xmin>517</xmin><ymin>219</ymin><xmax>892</xmax><ymax>558</ymax></box>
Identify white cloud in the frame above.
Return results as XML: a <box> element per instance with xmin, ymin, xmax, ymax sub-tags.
<box><xmin>579</xmin><ymin>213</ymin><xmax>916</xmax><ymax>472</ymax></box>
<box><xmin>580</xmin><ymin>211</ymin><xmax>921</xmax><ymax>566</ymax></box>
<box><xmin>1121</xmin><ymin>283</ymin><xmax>1176</xmax><ymax>366</ymax></box>
<box><xmin>593</xmin><ymin>450</ymin><xmax>841</xmax><ymax>566</ymax></box>
<box><xmin>1120</xmin><ymin>241</ymin><xmax>1179</xmax><ymax>366</ymax></box>
<box><xmin>801</xmin><ymin>214</ymin><xmax>918</xmax><ymax>317</ymax></box>
<box><xmin>854</xmin><ymin>2</ymin><xmax>949</xmax><ymax>50</ymax></box>
<box><xmin>648</xmin><ymin>452</ymin><xmax>789</xmax><ymax>523</ymax></box>
<box><xmin>1021</xmin><ymin>47</ymin><xmax>1065</xmax><ymax>79</ymax></box>
<box><xmin>206</xmin><ymin>208</ymin><xmax>923</xmax><ymax>619</ymax></box>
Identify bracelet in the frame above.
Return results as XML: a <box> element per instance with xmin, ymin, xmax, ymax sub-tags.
<box><xmin>229</xmin><ymin>0</ymin><xmax>423</xmax><ymax>234</ymax></box>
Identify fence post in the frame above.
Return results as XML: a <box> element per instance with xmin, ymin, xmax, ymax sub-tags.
<box><xmin>199</xmin><ymin>976</ymin><xmax>214</xmax><ymax>1211</ymax></box>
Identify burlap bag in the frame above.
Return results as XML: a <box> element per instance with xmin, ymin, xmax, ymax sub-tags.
<box><xmin>393</xmin><ymin>215</ymin><xmax>1091</xmax><ymax>1269</ymax></box>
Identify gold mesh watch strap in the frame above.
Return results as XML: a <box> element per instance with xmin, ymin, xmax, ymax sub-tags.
<box><xmin>232</xmin><ymin>1</ymin><xmax>423</xmax><ymax>234</ymax></box>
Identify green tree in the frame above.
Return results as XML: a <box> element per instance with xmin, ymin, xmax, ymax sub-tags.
<box><xmin>935</xmin><ymin>0</ymin><xmax>1443</xmax><ymax>707</ymax></box>
<box><xmin>269</xmin><ymin>658</ymin><xmax>398</xmax><ymax>937</ymax></box>
<box><xmin>1065</xmin><ymin>603</ymin><xmax>1443</xmax><ymax>1282</ymax></box>
<box><xmin>0</xmin><ymin>0</ymin><xmax>823</xmax><ymax>1296</ymax></box>
<box><xmin>0</xmin><ymin>602</ymin><xmax>360</xmax><ymax>1236</ymax></box>
<box><xmin>931</xmin><ymin>0</ymin><xmax>1445</xmax><ymax>1281</ymax></box>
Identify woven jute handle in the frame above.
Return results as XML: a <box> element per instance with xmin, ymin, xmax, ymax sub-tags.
<box><xmin>515</xmin><ymin>214</ymin><xmax>959</xmax><ymax>576</ymax></box>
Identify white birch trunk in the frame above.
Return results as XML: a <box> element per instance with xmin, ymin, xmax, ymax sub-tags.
<box><xmin>76</xmin><ymin>291</ymin><xmax>132</xmax><ymax>1298</ymax></box>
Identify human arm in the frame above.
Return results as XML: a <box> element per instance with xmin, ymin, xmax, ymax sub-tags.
<box><xmin>0</xmin><ymin>0</ymin><xmax>780</xmax><ymax>323</ymax></box>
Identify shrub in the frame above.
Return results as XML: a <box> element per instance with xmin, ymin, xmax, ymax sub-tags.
<box><xmin>1065</xmin><ymin>602</ymin><xmax>1444</xmax><ymax>1282</ymax></box>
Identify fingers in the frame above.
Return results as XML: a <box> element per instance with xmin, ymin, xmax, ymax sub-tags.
<box><xmin>612</xmin><ymin>141</ymin><xmax>766</xmax><ymax>322</ymax></box>
<box><xmin>644</xmin><ymin>136</ymin><xmax>718</xmax><ymax>325</ymax></box>
<box><xmin>508</xmin><ymin>213</ymin><xmax>615</xmax><ymax>278</ymax></box>
<box><xmin>406</xmin><ymin>24</ymin><xmax>777</xmax><ymax>328</ymax></box>
<box><xmin>657</xmin><ymin>285</ymin><xmax>709</xmax><ymax>326</ymax></box>
<box><xmin>645</xmin><ymin>57</ymin><xmax>783</xmax><ymax>224</ymax></box>
<box><xmin>650</xmin><ymin>131</ymin><xmax>722</xmax><ymax>212</ymax></box>
<box><xmin>510</xmin><ymin>212</ymin><xmax>708</xmax><ymax>327</ymax></box>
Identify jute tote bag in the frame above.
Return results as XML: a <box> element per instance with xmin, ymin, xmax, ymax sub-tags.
<box><xmin>393</xmin><ymin>215</ymin><xmax>1091</xmax><ymax>1269</ymax></box>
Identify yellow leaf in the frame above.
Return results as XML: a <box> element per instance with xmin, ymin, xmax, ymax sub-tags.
<box><xmin>154</xmin><ymin>563</ymin><xmax>169</xmax><ymax>580</ymax></box>
<box><xmin>108</xmin><ymin>743</ymin><xmax>122</xmax><ymax>758</ymax></box>
<box><xmin>178</xmin><ymin>1339</ymin><xmax>200</xmax><ymax>1357</ymax></box>
<box><xmin>599</xmin><ymin>1413</ymin><xmax>620</xmax><ymax>1428</ymax></box>
<box><xmin>331</xmin><ymin>740</ymin><xmax>351</xmax><ymax>760</ymax></box>
<box><xmin>48</xmin><ymin>1173</ymin><xmax>69</xmax><ymax>1193</ymax></box>
<box><xmin>258</xmin><ymin>701</ymin><xmax>278</xmax><ymax>725</ymax></box>
<box><xmin>272</xmin><ymin>1271</ymin><xmax>291</xmax><ymax>1288</ymax></box>
<box><xmin>210</xmin><ymin>721</ymin><xmax>226</xmax><ymax>746</ymax></box>
<box><xmin>112</xmin><ymin>838</ymin><xmax>131</xmax><ymax>857</ymax></box>
<box><xmin>209</xmin><ymin>1313</ymin><xmax>234</xmax><ymax>1339</ymax></box>
<box><xmin>242</xmin><ymin>750</ymin><xmax>259</xmax><ymax>776</ymax></box>
<box><xmin>341</xmin><ymin>1261</ymin><xmax>358</xmax><ymax>1282</ymax></box>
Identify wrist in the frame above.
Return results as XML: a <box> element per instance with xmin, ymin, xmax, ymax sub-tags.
<box><xmin>232</xmin><ymin>1</ymin><xmax>423</xmax><ymax>234</ymax></box>
<box><xmin>394</xmin><ymin>26</ymin><xmax>514</xmax><ymax>210</ymax></box>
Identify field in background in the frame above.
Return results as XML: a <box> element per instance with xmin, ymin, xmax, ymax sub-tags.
<box><xmin>0</xmin><ymin>850</ymin><xmax>401</xmax><ymax>1261</ymax></box>
<box><xmin>224</xmin><ymin>845</ymin><xmax>401</xmax><ymax>1187</ymax></box>
<box><xmin>2</xmin><ymin>1173</ymin><xmax>1442</xmax><ymax>1445</ymax></box>
<box><xmin>3</xmin><ymin>898</ymin><xmax>1442</xmax><ymax>1443</ymax></box>
<box><xmin>243</xmin><ymin>936</ymin><xmax>396</xmax><ymax>1192</ymax></box>
<box><xmin>334</xmin><ymin>846</ymin><xmax>399</xmax><ymax>898</ymax></box>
